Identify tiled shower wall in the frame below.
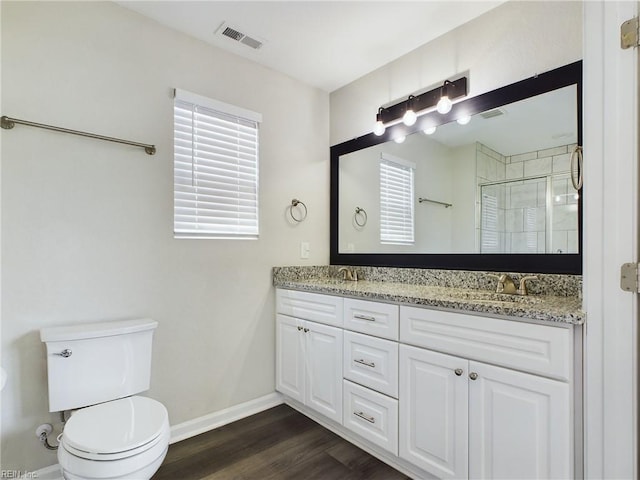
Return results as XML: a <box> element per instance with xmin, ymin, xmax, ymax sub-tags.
<box><xmin>475</xmin><ymin>142</ymin><xmax>579</xmax><ymax>253</ymax></box>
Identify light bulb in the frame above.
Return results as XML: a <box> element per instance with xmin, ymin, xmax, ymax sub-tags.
<box><xmin>423</xmin><ymin>126</ymin><xmax>437</xmax><ymax>135</ymax></box>
<box><xmin>403</xmin><ymin>109</ymin><xmax>417</xmax><ymax>126</ymax></box>
<box><xmin>456</xmin><ymin>115</ymin><xmax>471</xmax><ymax>125</ymax></box>
<box><xmin>437</xmin><ymin>95</ymin><xmax>452</xmax><ymax>114</ymax></box>
<box><xmin>394</xmin><ymin>135</ymin><xmax>406</xmax><ymax>144</ymax></box>
<box><xmin>573</xmin><ymin>193</ymin><xmax>579</xmax><ymax>200</ymax></box>
<box><xmin>374</xmin><ymin>120</ymin><xmax>386</xmax><ymax>136</ymax></box>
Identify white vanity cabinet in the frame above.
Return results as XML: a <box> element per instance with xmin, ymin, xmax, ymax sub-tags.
<box><xmin>399</xmin><ymin>306</ymin><xmax>573</xmax><ymax>480</ymax></box>
<box><xmin>275</xmin><ymin>288</ymin><xmax>576</xmax><ymax>480</ymax></box>
<box><xmin>275</xmin><ymin>290</ymin><xmax>344</xmax><ymax>423</ymax></box>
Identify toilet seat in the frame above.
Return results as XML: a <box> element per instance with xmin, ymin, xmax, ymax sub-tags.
<box><xmin>61</xmin><ymin>396</ymin><xmax>168</xmax><ymax>461</ymax></box>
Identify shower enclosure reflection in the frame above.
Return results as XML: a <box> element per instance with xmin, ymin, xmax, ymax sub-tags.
<box><xmin>479</xmin><ymin>173</ymin><xmax>578</xmax><ymax>254</ymax></box>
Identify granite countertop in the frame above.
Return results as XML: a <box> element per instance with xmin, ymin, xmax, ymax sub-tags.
<box><xmin>274</xmin><ymin>277</ymin><xmax>585</xmax><ymax>325</ymax></box>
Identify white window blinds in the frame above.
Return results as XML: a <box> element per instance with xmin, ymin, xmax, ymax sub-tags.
<box><xmin>173</xmin><ymin>89</ymin><xmax>261</xmax><ymax>238</ymax></box>
<box><xmin>380</xmin><ymin>154</ymin><xmax>415</xmax><ymax>244</ymax></box>
<box><xmin>480</xmin><ymin>193</ymin><xmax>499</xmax><ymax>252</ymax></box>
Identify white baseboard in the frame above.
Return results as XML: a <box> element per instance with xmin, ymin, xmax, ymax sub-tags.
<box><xmin>29</xmin><ymin>392</ymin><xmax>284</xmax><ymax>479</ymax></box>
<box><xmin>170</xmin><ymin>391</ymin><xmax>283</xmax><ymax>444</ymax></box>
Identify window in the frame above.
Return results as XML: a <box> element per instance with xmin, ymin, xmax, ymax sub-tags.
<box><xmin>173</xmin><ymin>89</ymin><xmax>261</xmax><ymax>238</ymax></box>
<box><xmin>379</xmin><ymin>153</ymin><xmax>415</xmax><ymax>244</ymax></box>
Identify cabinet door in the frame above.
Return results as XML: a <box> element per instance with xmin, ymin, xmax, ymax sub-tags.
<box><xmin>275</xmin><ymin>314</ymin><xmax>305</xmax><ymax>403</ymax></box>
<box><xmin>305</xmin><ymin>321</ymin><xmax>343</xmax><ymax>423</ymax></box>
<box><xmin>399</xmin><ymin>345</ymin><xmax>469</xmax><ymax>479</ymax></box>
<box><xmin>468</xmin><ymin>361</ymin><xmax>571</xmax><ymax>480</ymax></box>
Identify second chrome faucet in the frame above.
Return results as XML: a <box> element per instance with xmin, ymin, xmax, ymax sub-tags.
<box><xmin>489</xmin><ymin>274</ymin><xmax>537</xmax><ymax>296</ymax></box>
<box><xmin>338</xmin><ymin>266</ymin><xmax>358</xmax><ymax>281</ymax></box>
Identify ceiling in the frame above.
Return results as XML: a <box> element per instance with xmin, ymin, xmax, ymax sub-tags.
<box><xmin>116</xmin><ymin>1</ymin><xmax>504</xmax><ymax>92</ymax></box>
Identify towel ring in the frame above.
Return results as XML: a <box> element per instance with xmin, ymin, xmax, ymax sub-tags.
<box><xmin>289</xmin><ymin>198</ymin><xmax>307</xmax><ymax>222</ymax></box>
<box><xmin>570</xmin><ymin>145</ymin><xmax>583</xmax><ymax>190</ymax></box>
<box><xmin>354</xmin><ymin>207</ymin><xmax>368</xmax><ymax>227</ymax></box>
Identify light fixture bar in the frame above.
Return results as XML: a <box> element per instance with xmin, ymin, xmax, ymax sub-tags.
<box><xmin>378</xmin><ymin>76</ymin><xmax>467</xmax><ymax>125</ymax></box>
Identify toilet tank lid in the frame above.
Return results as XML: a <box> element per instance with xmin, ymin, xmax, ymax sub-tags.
<box><xmin>40</xmin><ymin>318</ymin><xmax>158</xmax><ymax>343</ymax></box>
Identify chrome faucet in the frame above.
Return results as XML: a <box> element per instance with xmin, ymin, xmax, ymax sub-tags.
<box><xmin>489</xmin><ymin>274</ymin><xmax>518</xmax><ymax>294</ymax></box>
<box><xmin>488</xmin><ymin>274</ymin><xmax>538</xmax><ymax>295</ymax></box>
<box><xmin>338</xmin><ymin>267</ymin><xmax>358</xmax><ymax>281</ymax></box>
<box><xmin>517</xmin><ymin>276</ymin><xmax>538</xmax><ymax>296</ymax></box>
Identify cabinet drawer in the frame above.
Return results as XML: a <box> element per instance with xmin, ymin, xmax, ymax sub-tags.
<box><xmin>400</xmin><ymin>306</ymin><xmax>572</xmax><ymax>381</ymax></box>
<box><xmin>276</xmin><ymin>289</ymin><xmax>343</xmax><ymax>327</ymax></box>
<box><xmin>344</xmin><ymin>331</ymin><xmax>398</xmax><ymax>398</ymax></box>
<box><xmin>343</xmin><ymin>380</ymin><xmax>398</xmax><ymax>455</ymax></box>
<box><xmin>344</xmin><ymin>298</ymin><xmax>399</xmax><ymax>340</ymax></box>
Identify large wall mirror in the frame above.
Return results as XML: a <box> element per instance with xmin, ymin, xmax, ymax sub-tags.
<box><xmin>330</xmin><ymin>61</ymin><xmax>582</xmax><ymax>274</ymax></box>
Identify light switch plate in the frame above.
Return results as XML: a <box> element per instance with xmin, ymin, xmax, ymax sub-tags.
<box><xmin>300</xmin><ymin>241</ymin><xmax>310</xmax><ymax>259</ymax></box>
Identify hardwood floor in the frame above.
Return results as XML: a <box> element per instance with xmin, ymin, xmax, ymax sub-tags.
<box><xmin>152</xmin><ymin>404</ymin><xmax>409</xmax><ymax>480</ymax></box>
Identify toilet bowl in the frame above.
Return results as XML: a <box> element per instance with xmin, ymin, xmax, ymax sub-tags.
<box><xmin>57</xmin><ymin>396</ymin><xmax>170</xmax><ymax>480</ymax></box>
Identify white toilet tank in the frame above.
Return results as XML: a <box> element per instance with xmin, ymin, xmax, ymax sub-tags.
<box><xmin>40</xmin><ymin>318</ymin><xmax>158</xmax><ymax>412</ymax></box>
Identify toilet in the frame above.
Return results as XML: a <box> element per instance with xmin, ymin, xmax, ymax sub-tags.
<box><xmin>40</xmin><ymin>318</ymin><xmax>170</xmax><ymax>480</ymax></box>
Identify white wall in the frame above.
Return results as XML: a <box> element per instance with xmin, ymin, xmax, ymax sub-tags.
<box><xmin>330</xmin><ymin>1</ymin><xmax>582</xmax><ymax>144</ymax></box>
<box><xmin>0</xmin><ymin>1</ymin><xmax>329</xmax><ymax>472</ymax></box>
<box><xmin>450</xmin><ymin>143</ymin><xmax>477</xmax><ymax>252</ymax></box>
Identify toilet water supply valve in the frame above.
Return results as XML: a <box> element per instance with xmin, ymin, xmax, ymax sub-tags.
<box><xmin>36</xmin><ymin>422</ymin><xmax>59</xmax><ymax>451</ymax></box>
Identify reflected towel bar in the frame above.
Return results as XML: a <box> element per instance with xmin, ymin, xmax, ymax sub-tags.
<box><xmin>418</xmin><ymin>197</ymin><xmax>452</xmax><ymax>208</ymax></box>
<box><xmin>1</xmin><ymin>116</ymin><xmax>156</xmax><ymax>155</ymax></box>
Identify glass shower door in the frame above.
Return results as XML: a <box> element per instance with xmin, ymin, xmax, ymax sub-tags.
<box><xmin>480</xmin><ymin>173</ymin><xmax>578</xmax><ymax>254</ymax></box>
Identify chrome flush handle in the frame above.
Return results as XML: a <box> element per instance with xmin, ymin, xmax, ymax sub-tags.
<box><xmin>54</xmin><ymin>349</ymin><xmax>72</xmax><ymax>358</ymax></box>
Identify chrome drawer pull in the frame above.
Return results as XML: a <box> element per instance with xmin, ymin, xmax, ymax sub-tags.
<box><xmin>354</xmin><ymin>358</ymin><xmax>376</xmax><ymax>368</ymax></box>
<box><xmin>354</xmin><ymin>411</ymin><xmax>376</xmax><ymax>424</ymax></box>
<box><xmin>354</xmin><ymin>314</ymin><xmax>376</xmax><ymax>322</ymax></box>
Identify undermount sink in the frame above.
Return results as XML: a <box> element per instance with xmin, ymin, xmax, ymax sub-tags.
<box><xmin>445</xmin><ymin>290</ymin><xmax>544</xmax><ymax>304</ymax></box>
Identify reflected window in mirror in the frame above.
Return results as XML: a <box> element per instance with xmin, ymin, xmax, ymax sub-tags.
<box><xmin>380</xmin><ymin>154</ymin><xmax>415</xmax><ymax>245</ymax></box>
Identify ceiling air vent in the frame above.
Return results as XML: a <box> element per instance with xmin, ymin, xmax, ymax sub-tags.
<box><xmin>480</xmin><ymin>108</ymin><xmax>506</xmax><ymax>119</ymax></box>
<box><xmin>216</xmin><ymin>22</ymin><xmax>264</xmax><ymax>50</ymax></box>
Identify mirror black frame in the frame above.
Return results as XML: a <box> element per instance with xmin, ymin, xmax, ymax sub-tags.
<box><xmin>330</xmin><ymin>61</ymin><xmax>582</xmax><ymax>274</ymax></box>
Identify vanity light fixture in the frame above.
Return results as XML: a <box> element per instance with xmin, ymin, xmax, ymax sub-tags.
<box><xmin>402</xmin><ymin>95</ymin><xmax>417</xmax><ymax>126</ymax></box>
<box><xmin>372</xmin><ymin>76</ymin><xmax>467</xmax><ymax>135</ymax></box>
<box><xmin>436</xmin><ymin>80</ymin><xmax>453</xmax><ymax>114</ymax></box>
